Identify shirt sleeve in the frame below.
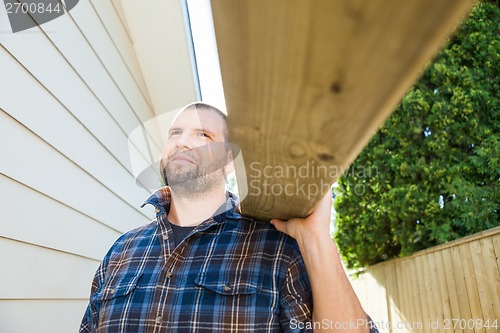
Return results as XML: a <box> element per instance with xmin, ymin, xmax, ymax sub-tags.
<box><xmin>279</xmin><ymin>251</ymin><xmax>313</xmax><ymax>333</ymax></box>
<box><xmin>79</xmin><ymin>254</ymin><xmax>108</xmax><ymax>333</ymax></box>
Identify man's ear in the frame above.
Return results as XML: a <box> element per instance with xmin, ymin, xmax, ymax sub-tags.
<box><xmin>224</xmin><ymin>149</ymin><xmax>235</xmax><ymax>174</ymax></box>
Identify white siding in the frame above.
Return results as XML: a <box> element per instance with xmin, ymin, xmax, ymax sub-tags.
<box><xmin>0</xmin><ymin>1</ymin><xmax>198</xmax><ymax>332</ymax></box>
<box><xmin>0</xmin><ymin>300</ymin><xmax>89</xmax><ymax>333</ymax></box>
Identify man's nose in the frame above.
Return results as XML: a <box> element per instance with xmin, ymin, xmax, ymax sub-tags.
<box><xmin>175</xmin><ymin>132</ymin><xmax>194</xmax><ymax>149</ymax></box>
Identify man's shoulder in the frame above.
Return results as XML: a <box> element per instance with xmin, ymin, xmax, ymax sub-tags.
<box><xmin>226</xmin><ymin>216</ymin><xmax>302</xmax><ymax>255</ymax></box>
<box><xmin>108</xmin><ymin>219</ymin><xmax>158</xmax><ymax>253</ymax></box>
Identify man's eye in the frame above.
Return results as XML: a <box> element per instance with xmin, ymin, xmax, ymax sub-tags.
<box><xmin>197</xmin><ymin>132</ymin><xmax>210</xmax><ymax>138</ymax></box>
<box><xmin>169</xmin><ymin>131</ymin><xmax>181</xmax><ymax>137</ymax></box>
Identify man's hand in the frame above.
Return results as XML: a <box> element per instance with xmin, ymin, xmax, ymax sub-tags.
<box><xmin>270</xmin><ymin>189</ymin><xmax>370</xmax><ymax>332</ymax></box>
<box><xmin>270</xmin><ymin>190</ymin><xmax>333</xmax><ymax>244</ymax></box>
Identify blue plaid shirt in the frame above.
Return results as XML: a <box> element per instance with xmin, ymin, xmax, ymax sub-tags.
<box><xmin>80</xmin><ymin>187</ymin><xmax>313</xmax><ymax>332</ymax></box>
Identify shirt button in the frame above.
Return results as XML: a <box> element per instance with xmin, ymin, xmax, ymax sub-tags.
<box><xmin>109</xmin><ymin>288</ymin><xmax>115</xmax><ymax>294</ymax></box>
<box><xmin>155</xmin><ymin>207</ymin><xmax>160</xmax><ymax>213</ymax></box>
<box><xmin>166</xmin><ymin>271</ymin><xmax>173</xmax><ymax>278</ymax></box>
<box><xmin>162</xmin><ymin>234</ymin><xmax>169</xmax><ymax>240</ymax></box>
<box><xmin>223</xmin><ymin>284</ymin><xmax>231</xmax><ymax>292</ymax></box>
<box><xmin>155</xmin><ymin>316</ymin><xmax>163</xmax><ymax>324</ymax></box>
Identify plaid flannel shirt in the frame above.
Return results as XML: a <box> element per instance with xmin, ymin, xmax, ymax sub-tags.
<box><xmin>80</xmin><ymin>187</ymin><xmax>313</xmax><ymax>332</ymax></box>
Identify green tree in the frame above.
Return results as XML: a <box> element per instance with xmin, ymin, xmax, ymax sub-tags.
<box><xmin>334</xmin><ymin>1</ymin><xmax>499</xmax><ymax>270</ymax></box>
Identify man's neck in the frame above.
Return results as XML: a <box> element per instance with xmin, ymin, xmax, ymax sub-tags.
<box><xmin>167</xmin><ymin>183</ymin><xmax>228</xmax><ymax>227</ymax></box>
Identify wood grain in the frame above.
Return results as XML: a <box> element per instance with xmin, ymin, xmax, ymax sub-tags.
<box><xmin>479</xmin><ymin>237</ymin><xmax>500</xmax><ymax>325</ymax></box>
<box><xmin>441</xmin><ymin>248</ymin><xmax>464</xmax><ymax>333</ymax></box>
<box><xmin>451</xmin><ymin>245</ymin><xmax>474</xmax><ymax>333</ymax></box>
<box><xmin>211</xmin><ymin>0</ymin><xmax>476</xmax><ymax>219</ymax></box>
<box><xmin>350</xmin><ymin>228</ymin><xmax>500</xmax><ymax>333</ymax></box>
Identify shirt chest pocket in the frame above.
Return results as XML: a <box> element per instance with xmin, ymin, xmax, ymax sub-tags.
<box><xmin>193</xmin><ymin>271</ymin><xmax>275</xmax><ymax>323</ymax></box>
<box><xmin>98</xmin><ymin>273</ymin><xmax>143</xmax><ymax>301</ymax></box>
<box><xmin>194</xmin><ymin>271</ymin><xmax>262</xmax><ymax>296</ymax></box>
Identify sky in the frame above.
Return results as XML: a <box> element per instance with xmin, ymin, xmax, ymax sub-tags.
<box><xmin>186</xmin><ymin>0</ymin><xmax>227</xmax><ymax>113</ymax></box>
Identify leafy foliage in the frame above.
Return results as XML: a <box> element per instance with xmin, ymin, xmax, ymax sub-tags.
<box><xmin>334</xmin><ymin>1</ymin><xmax>499</xmax><ymax>269</ymax></box>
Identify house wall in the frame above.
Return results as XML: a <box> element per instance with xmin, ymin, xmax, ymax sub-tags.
<box><xmin>0</xmin><ymin>1</ymin><xmax>198</xmax><ymax>331</ymax></box>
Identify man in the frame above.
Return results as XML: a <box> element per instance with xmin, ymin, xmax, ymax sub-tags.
<box><xmin>80</xmin><ymin>102</ymin><xmax>376</xmax><ymax>332</ymax></box>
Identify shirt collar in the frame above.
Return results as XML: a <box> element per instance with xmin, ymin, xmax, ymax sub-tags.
<box><xmin>141</xmin><ymin>186</ymin><xmax>244</xmax><ymax>222</ymax></box>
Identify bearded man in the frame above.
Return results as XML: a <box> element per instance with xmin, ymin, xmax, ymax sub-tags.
<box><xmin>80</xmin><ymin>102</ymin><xmax>376</xmax><ymax>333</ymax></box>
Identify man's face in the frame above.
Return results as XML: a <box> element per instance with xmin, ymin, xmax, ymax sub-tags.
<box><xmin>160</xmin><ymin>109</ymin><xmax>230</xmax><ymax>194</ymax></box>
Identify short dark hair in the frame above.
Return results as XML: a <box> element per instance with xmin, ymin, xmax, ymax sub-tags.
<box><xmin>182</xmin><ymin>102</ymin><xmax>229</xmax><ymax>141</ymax></box>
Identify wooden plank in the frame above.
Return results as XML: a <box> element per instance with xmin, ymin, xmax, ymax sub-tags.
<box><xmin>479</xmin><ymin>237</ymin><xmax>500</xmax><ymax>324</ymax></box>
<box><xmin>349</xmin><ymin>274</ymin><xmax>367</xmax><ymax>312</ymax></box>
<box><xmin>0</xmin><ymin>299</ymin><xmax>88</xmax><ymax>333</ymax></box>
<box><xmin>408</xmin><ymin>258</ymin><xmax>424</xmax><ymax>333</ymax></box>
<box><xmin>427</xmin><ymin>252</ymin><xmax>444</xmax><ymax>332</ymax></box>
<box><xmin>469</xmin><ymin>239</ymin><xmax>497</xmax><ymax>333</ymax></box>
<box><xmin>415</xmin><ymin>256</ymin><xmax>431</xmax><ymax>333</ymax></box>
<box><xmin>0</xmin><ymin>237</ymin><xmax>98</xmax><ymax>299</ymax></box>
<box><xmin>432</xmin><ymin>251</ymin><xmax>453</xmax><ymax>332</ymax></box>
<box><xmin>0</xmin><ymin>175</ymin><xmax>121</xmax><ymax>260</ymax></box>
<box><xmin>386</xmin><ymin>263</ymin><xmax>397</xmax><ymax>333</ymax></box>
<box><xmin>352</xmin><ymin>273</ymin><xmax>383</xmax><ymax>331</ymax></box>
<box><xmin>441</xmin><ymin>248</ymin><xmax>464</xmax><ymax>333</ymax></box>
<box><xmin>370</xmin><ymin>266</ymin><xmax>390</xmax><ymax>333</ymax></box>
<box><xmin>394</xmin><ymin>261</ymin><xmax>413</xmax><ymax>333</ymax></box>
<box><xmin>211</xmin><ymin>0</ymin><xmax>476</xmax><ymax>219</ymax></box>
<box><xmin>493</xmin><ymin>234</ymin><xmax>500</xmax><ymax>274</ymax></box>
<box><xmin>451</xmin><ymin>245</ymin><xmax>474</xmax><ymax>333</ymax></box>
<box><xmin>398</xmin><ymin>261</ymin><xmax>418</xmax><ymax>330</ymax></box>
<box><xmin>459</xmin><ymin>244</ymin><xmax>484</xmax><ymax>333</ymax></box>
<box><xmin>459</xmin><ymin>243</ymin><xmax>484</xmax><ymax>333</ymax></box>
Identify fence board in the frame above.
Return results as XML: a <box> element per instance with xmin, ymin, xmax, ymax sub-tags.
<box><xmin>396</xmin><ymin>262</ymin><xmax>413</xmax><ymax>333</ymax></box>
<box><xmin>416</xmin><ymin>256</ymin><xmax>431</xmax><ymax>333</ymax></box>
<box><xmin>434</xmin><ymin>251</ymin><xmax>454</xmax><ymax>332</ymax></box>
<box><xmin>428</xmin><ymin>252</ymin><xmax>444</xmax><ymax>332</ymax></box>
<box><xmin>493</xmin><ymin>234</ymin><xmax>500</xmax><ymax>274</ymax></box>
<box><xmin>423</xmin><ymin>253</ymin><xmax>439</xmax><ymax>333</ymax></box>
<box><xmin>479</xmin><ymin>238</ymin><xmax>500</xmax><ymax>323</ymax></box>
<box><xmin>350</xmin><ymin>227</ymin><xmax>500</xmax><ymax>333</ymax></box>
<box><xmin>451</xmin><ymin>245</ymin><xmax>475</xmax><ymax>333</ymax></box>
<box><xmin>441</xmin><ymin>248</ymin><xmax>464</xmax><ymax>333</ymax></box>
<box><xmin>469</xmin><ymin>241</ymin><xmax>496</xmax><ymax>333</ymax></box>
<box><xmin>406</xmin><ymin>260</ymin><xmax>422</xmax><ymax>333</ymax></box>
<box><xmin>460</xmin><ymin>243</ymin><xmax>485</xmax><ymax>333</ymax></box>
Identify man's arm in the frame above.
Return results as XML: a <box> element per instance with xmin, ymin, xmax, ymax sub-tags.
<box><xmin>80</xmin><ymin>251</ymin><xmax>109</xmax><ymax>333</ymax></box>
<box><xmin>271</xmin><ymin>192</ymin><xmax>370</xmax><ymax>333</ymax></box>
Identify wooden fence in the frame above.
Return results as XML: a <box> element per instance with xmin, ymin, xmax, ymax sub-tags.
<box><xmin>351</xmin><ymin>226</ymin><xmax>500</xmax><ymax>333</ymax></box>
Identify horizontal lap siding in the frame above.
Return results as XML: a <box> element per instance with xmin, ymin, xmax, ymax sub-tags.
<box><xmin>0</xmin><ymin>174</ymin><xmax>121</xmax><ymax>260</ymax></box>
<box><xmin>0</xmin><ymin>299</ymin><xmax>90</xmax><ymax>333</ymax></box>
<box><xmin>0</xmin><ymin>1</ymin><xmax>183</xmax><ymax>332</ymax></box>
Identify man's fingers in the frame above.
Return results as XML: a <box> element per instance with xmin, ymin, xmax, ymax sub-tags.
<box><xmin>270</xmin><ymin>219</ymin><xmax>287</xmax><ymax>234</ymax></box>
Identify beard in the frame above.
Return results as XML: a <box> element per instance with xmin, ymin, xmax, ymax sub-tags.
<box><xmin>161</xmin><ymin>148</ymin><xmax>228</xmax><ymax>199</ymax></box>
